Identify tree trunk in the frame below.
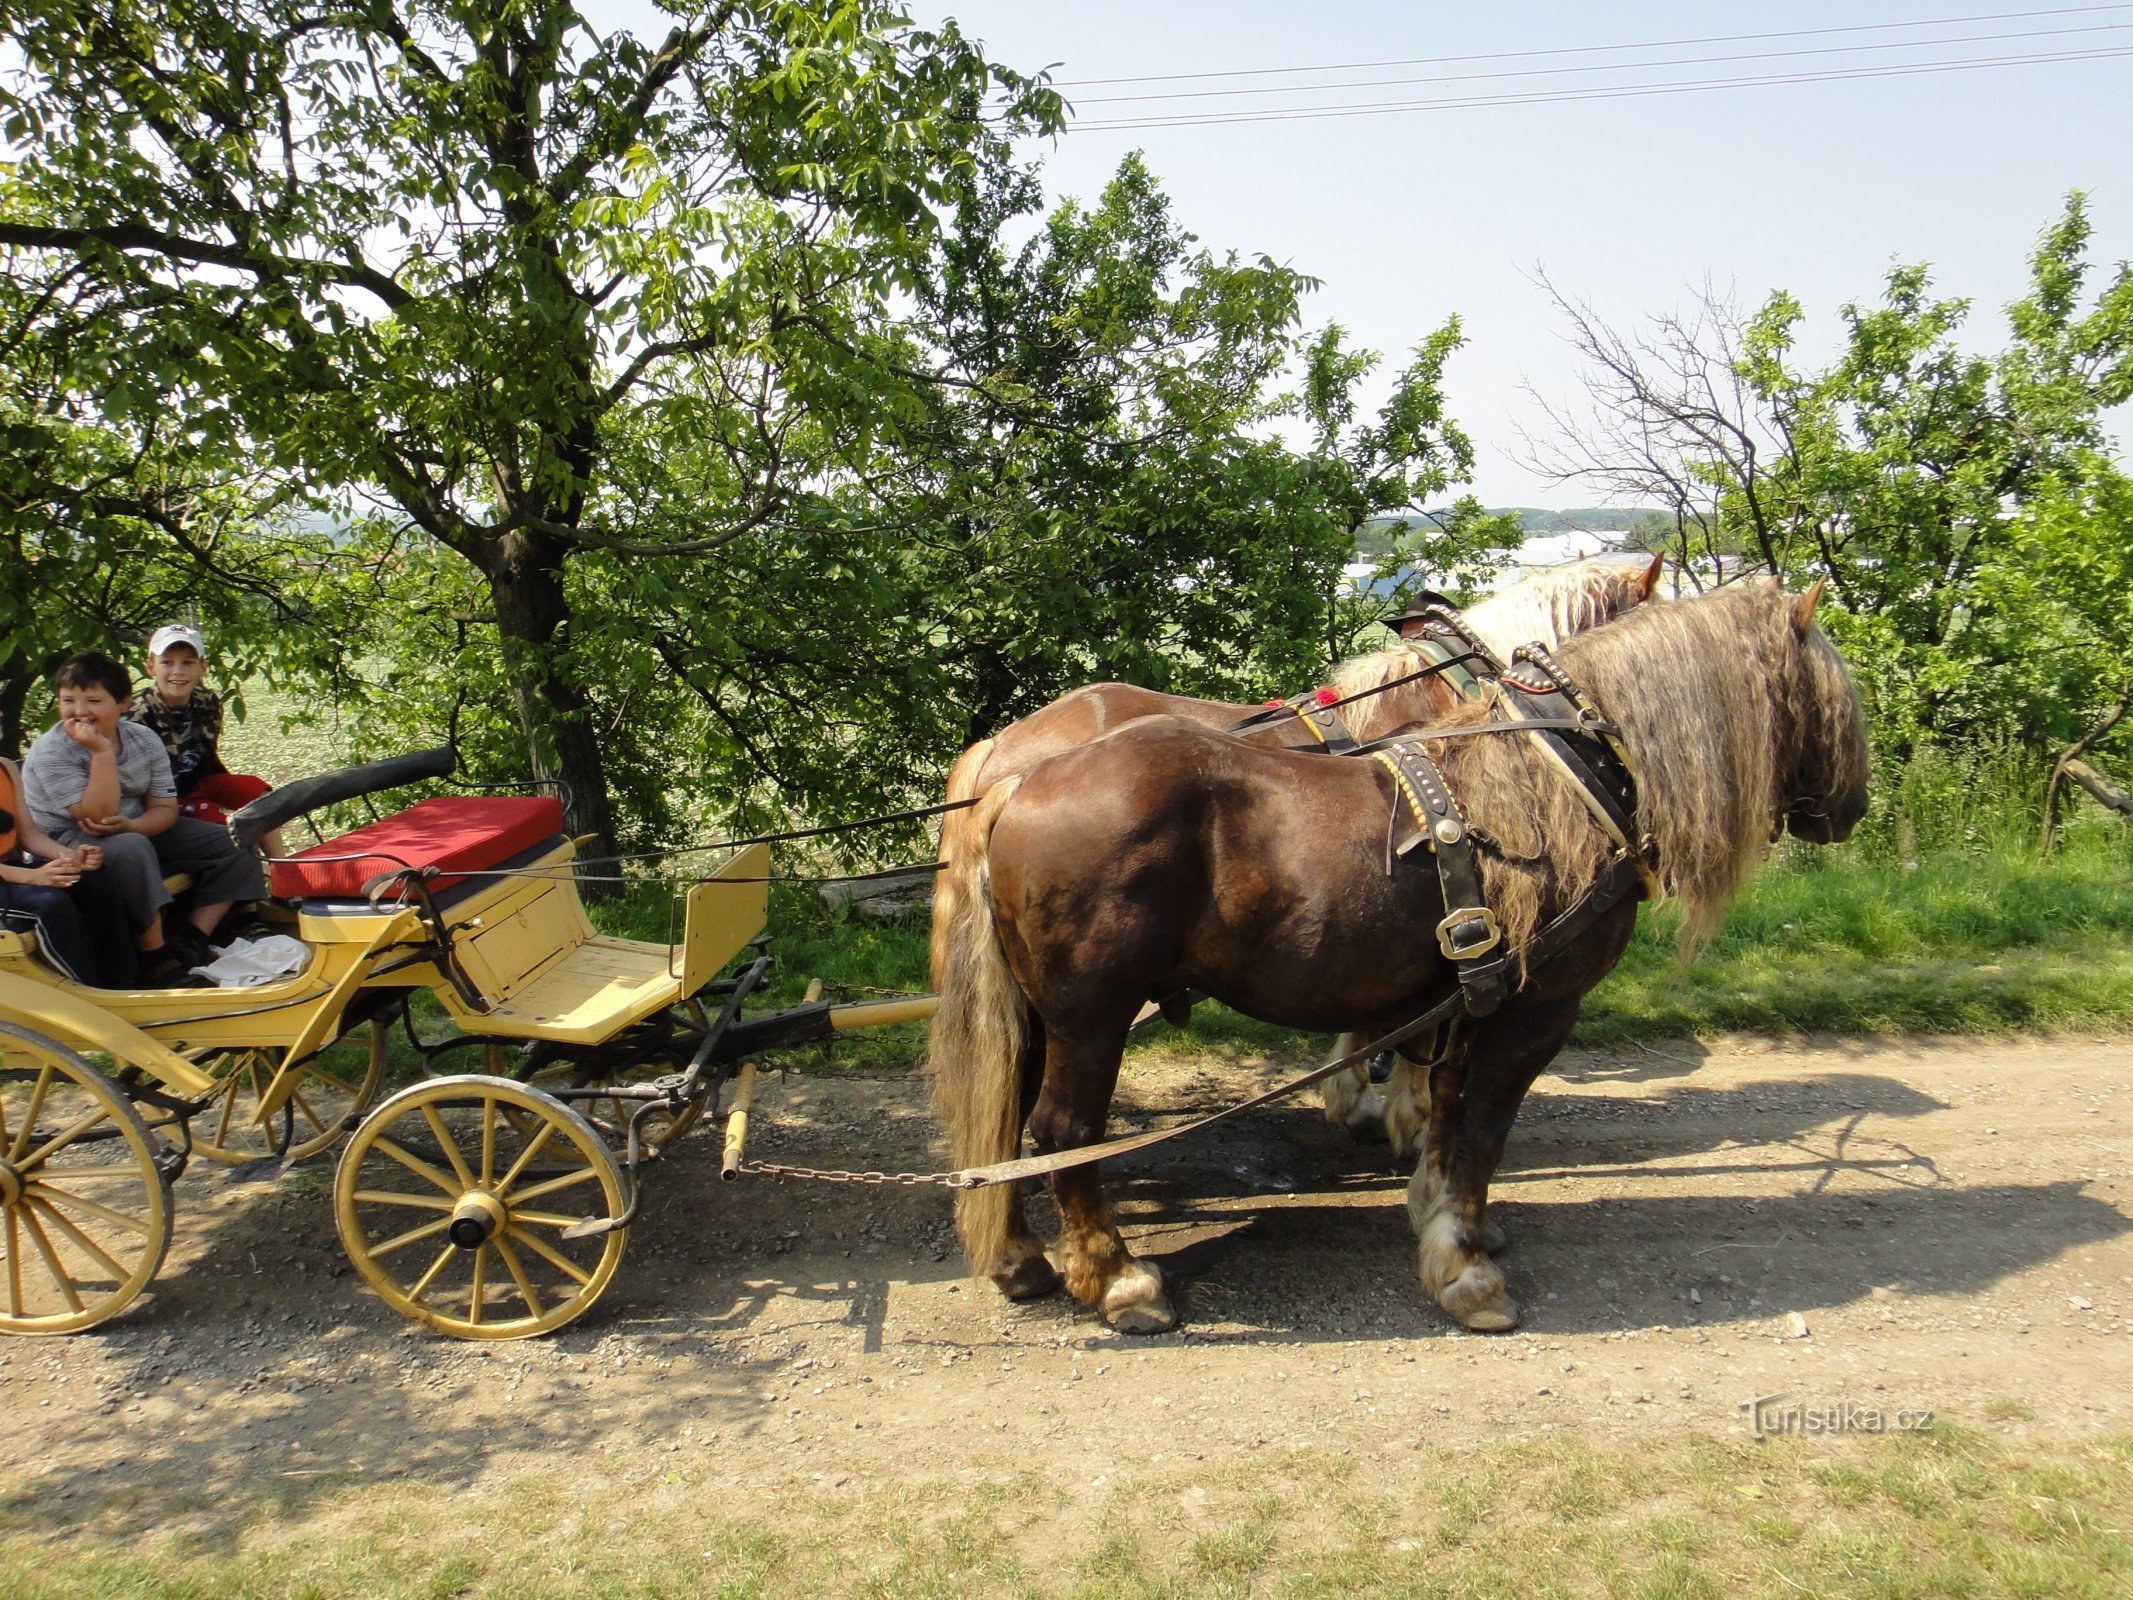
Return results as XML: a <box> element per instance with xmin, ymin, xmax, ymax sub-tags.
<box><xmin>2039</xmin><ymin>690</ymin><xmax>2131</xmax><ymax>857</ymax></box>
<box><xmin>0</xmin><ymin>666</ymin><xmax>28</xmax><ymax>761</ymax></box>
<box><xmin>484</xmin><ymin>532</ymin><xmax>621</xmax><ymax>877</ymax></box>
<box><xmin>2065</xmin><ymin>760</ymin><xmax>2133</xmax><ymax>819</ymax></box>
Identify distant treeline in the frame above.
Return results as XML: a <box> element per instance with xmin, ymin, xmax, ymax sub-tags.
<box><xmin>1354</xmin><ymin>508</ymin><xmax>1674</xmax><ymax>560</ymax></box>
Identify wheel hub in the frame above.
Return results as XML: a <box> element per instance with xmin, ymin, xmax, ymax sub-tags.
<box><xmin>0</xmin><ymin>1161</ymin><xmax>21</xmax><ymax>1210</ymax></box>
<box><xmin>448</xmin><ymin>1189</ymin><xmax>507</xmax><ymax>1249</ymax></box>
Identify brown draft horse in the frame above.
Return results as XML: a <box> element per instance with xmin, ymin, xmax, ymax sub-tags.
<box><xmin>927</xmin><ymin>581</ymin><xmax>1867</xmax><ymax>1334</ymax></box>
<box><xmin>930</xmin><ymin>555</ymin><xmax>1662</xmax><ymax>1138</ymax></box>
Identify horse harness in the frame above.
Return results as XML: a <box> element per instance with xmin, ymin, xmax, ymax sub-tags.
<box><xmin>1362</xmin><ymin>640</ymin><xmax>1655</xmax><ymax>1023</ymax></box>
<box><xmin>1221</xmin><ymin>598</ymin><xmax>1501</xmax><ymax>758</ymax></box>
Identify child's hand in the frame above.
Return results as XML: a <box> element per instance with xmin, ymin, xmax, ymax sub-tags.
<box><xmin>78</xmin><ymin>814</ymin><xmax>132</xmax><ymax>837</ymax></box>
<box><xmin>61</xmin><ymin>715</ymin><xmax>111</xmax><ymax>753</ymax></box>
<box><xmin>27</xmin><ymin>860</ymin><xmax>81</xmax><ymax>889</ymax></box>
<box><xmin>70</xmin><ymin>845</ymin><xmax>102</xmax><ymax>872</ymax></box>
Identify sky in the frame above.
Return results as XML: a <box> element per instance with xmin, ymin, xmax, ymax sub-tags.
<box><xmin>594</xmin><ymin>2</ymin><xmax>2133</xmax><ymax>507</ymax></box>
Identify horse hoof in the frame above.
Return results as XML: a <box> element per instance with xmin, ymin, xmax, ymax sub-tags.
<box><xmin>991</xmin><ymin>1252</ymin><xmax>1062</xmax><ymax>1301</ymax></box>
<box><xmin>1101</xmin><ymin>1262</ymin><xmax>1176</xmax><ymax>1335</ymax></box>
<box><xmin>1439</xmin><ymin>1264</ymin><xmax>1520</xmax><ymax>1332</ymax></box>
<box><xmin>1344</xmin><ymin>1087</ymin><xmax>1387</xmax><ymax>1134</ymax></box>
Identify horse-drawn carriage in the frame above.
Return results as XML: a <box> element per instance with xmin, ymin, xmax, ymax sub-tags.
<box><xmin>0</xmin><ymin>748</ymin><xmax>935</xmax><ymax>1339</ymax></box>
<box><xmin>0</xmin><ymin>562</ymin><xmax>1867</xmax><ymax>1346</ymax></box>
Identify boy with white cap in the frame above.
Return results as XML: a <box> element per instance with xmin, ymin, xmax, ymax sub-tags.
<box><xmin>128</xmin><ymin>623</ymin><xmax>283</xmax><ymax>855</ymax></box>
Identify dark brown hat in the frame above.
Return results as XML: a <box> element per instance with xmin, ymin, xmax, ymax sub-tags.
<box><xmin>1384</xmin><ymin>589</ymin><xmax>1462</xmax><ymax>636</ymax></box>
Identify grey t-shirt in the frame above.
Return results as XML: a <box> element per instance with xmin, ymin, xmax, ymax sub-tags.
<box><xmin>20</xmin><ymin>721</ymin><xmax>176</xmax><ymax>837</ymax></box>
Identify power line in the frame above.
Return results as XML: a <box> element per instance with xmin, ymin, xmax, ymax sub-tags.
<box><xmin>1050</xmin><ymin>3</ymin><xmax>2133</xmax><ymax>88</ymax></box>
<box><xmin>1068</xmin><ymin>44</ymin><xmax>2133</xmax><ymax>132</ymax></box>
<box><xmin>1070</xmin><ymin>20</ymin><xmax>2129</xmax><ymax>106</ymax></box>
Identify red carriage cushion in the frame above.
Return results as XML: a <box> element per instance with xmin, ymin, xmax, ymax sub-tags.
<box><xmin>270</xmin><ymin>795</ymin><xmax>566</xmax><ymax>900</ymax></box>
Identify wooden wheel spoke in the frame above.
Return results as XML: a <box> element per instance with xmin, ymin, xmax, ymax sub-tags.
<box><xmin>26</xmin><ymin>1198</ymin><xmax>128</xmax><ymax>1283</ymax></box>
<box><xmin>10</xmin><ymin>1066</ymin><xmax>53</xmax><ymax>1162</ymax></box>
<box><xmin>407</xmin><ymin>1243</ymin><xmax>458</xmax><ymax>1305</ymax></box>
<box><xmin>492</xmin><ymin>1234</ymin><xmax>544</xmax><ymax>1319</ymax></box>
<box><xmin>506</xmin><ymin>1207</ymin><xmax>591</xmax><ymax>1230</ymax></box>
<box><xmin>353</xmin><ymin>1189</ymin><xmax>452</xmax><ymax>1212</ymax></box>
<box><xmin>369</xmin><ymin>1214</ymin><xmax>453</xmax><ymax>1261</ymax></box>
<box><xmin>373</xmin><ymin>1135</ymin><xmax>463</xmax><ymax>1196</ymax></box>
<box><xmin>480</xmin><ymin>1096</ymin><xmax>499</xmax><ymax>1188</ymax></box>
<box><xmin>32</xmin><ymin>1183</ymin><xmax>153</xmax><ymax>1237</ymax></box>
<box><xmin>506</xmin><ymin>1224</ymin><xmax>592</xmax><ymax>1286</ymax></box>
<box><xmin>468</xmin><ymin>1242</ymin><xmax>487</xmax><ymax>1326</ymax></box>
<box><xmin>20</xmin><ymin>1102</ymin><xmax>114</xmax><ymax>1173</ymax></box>
<box><xmin>419</xmin><ymin>1104</ymin><xmax>477</xmax><ymax>1189</ymax></box>
<box><xmin>289</xmin><ymin>1085</ymin><xmax>332</xmax><ymax>1138</ymax></box>
<box><xmin>210</xmin><ymin>1072</ymin><xmax>244</xmax><ymax>1147</ymax></box>
<box><xmin>506</xmin><ymin>1166</ymin><xmax>598</xmax><ymax>1206</ymax></box>
<box><xmin>493</xmin><ymin>1123</ymin><xmax>555</xmax><ymax>1196</ymax></box>
<box><xmin>5</xmin><ymin>1213</ymin><xmax>22</xmax><ymax>1318</ymax></box>
<box><xmin>19</xmin><ymin>1207</ymin><xmax>83</xmax><ymax>1311</ymax></box>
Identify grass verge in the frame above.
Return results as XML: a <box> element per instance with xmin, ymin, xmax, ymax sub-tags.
<box><xmin>586</xmin><ymin>825</ymin><xmax>2133</xmax><ymax>1066</ymax></box>
<box><xmin>0</xmin><ymin>1425</ymin><xmax>2124</xmax><ymax>1599</ymax></box>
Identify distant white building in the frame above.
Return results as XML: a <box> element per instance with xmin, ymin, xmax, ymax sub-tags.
<box><xmin>1345</xmin><ymin>527</ymin><xmax>1632</xmax><ymax>601</ymax></box>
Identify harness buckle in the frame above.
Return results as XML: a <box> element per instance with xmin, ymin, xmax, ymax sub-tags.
<box><xmin>1435</xmin><ymin>907</ymin><xmax>1503</xmax><ymax>961</ymax></box>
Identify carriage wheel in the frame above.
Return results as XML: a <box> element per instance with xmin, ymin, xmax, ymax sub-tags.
<box><xmin>335</xmin><ymin>1075</ymin><xmax>628</xmax><ymax>1340</ymax></box>
<box><xmin>189</xmin><ymin>1018</ymin><xmax>387</xmax><ymax>1166</ymax></box>
<box><xmin>0</xmin><ymin>1023</ymin><xmax>175</xmax><ymax>1337</ymax></box>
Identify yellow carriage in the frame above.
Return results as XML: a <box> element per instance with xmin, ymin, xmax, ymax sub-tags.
<box><xmin>0</xmin><ymin>749</ymin><xmax>930</xmax><ymax>1340</ymax></box>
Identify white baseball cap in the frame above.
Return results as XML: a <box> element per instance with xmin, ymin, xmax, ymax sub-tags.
<box><xmin>147</xmin><ymin>624</ymin><xmax>206</xmax><ymax>659</ymax></box>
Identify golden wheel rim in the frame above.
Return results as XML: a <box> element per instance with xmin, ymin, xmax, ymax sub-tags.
<box><xmin>0</xmin><ymin>1023</ymin><xmax>174</xmax><ymax>1337</ymax></box>
<box><xmin>335</xmin><ymin>1075</ymin><xmax>627</xmax><ymax>1341</ymax></box>
<box><xmin>190</xmin><ymin>1018</ymin><xmax>387</xmax><ymax>1165</ymax></box>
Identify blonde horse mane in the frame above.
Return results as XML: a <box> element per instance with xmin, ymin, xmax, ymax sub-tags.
<box><xmin>1325</xmin><ymin>556</ymin><xmax>1657</xmax><ymax>742</ymax></box>
<box><xmin>1461</xmin><ymin>556</ymin><xmax>1657</xmax><ymax>660</ymax></box>
<box><xmin>1432</xmin><ymin>582</ymin><xmax>1864</xmax><ymax>957</ymax></box>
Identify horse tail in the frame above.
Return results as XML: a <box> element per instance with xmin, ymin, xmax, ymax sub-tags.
<box><xmin>929</xmin><ymin>738</ymin><xmax>995</xmax><ymax>993</ymax></box>
<box><xmin>926</xmin><ymin>774</ymin><xmax>1030</xmax><ymax>1274</ymax></box>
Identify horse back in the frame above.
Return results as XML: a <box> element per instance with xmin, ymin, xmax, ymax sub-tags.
<box><xmin>985</xmin><ymin>716</ymin><xmax>1456</xmax><ymax>1032</ymax></box>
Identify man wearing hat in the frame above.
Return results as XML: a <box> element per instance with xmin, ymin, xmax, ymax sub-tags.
<box><xmin>128</xmin><ymin>624</ymin><xmax>283</xmax><ymax>854</ymax></box>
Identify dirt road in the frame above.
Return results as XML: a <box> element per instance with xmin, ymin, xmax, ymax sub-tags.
<box><xmin>3</xmin><ymin>1033</ymin><xmax>2127</xmax><ymax>1541</ymax></box>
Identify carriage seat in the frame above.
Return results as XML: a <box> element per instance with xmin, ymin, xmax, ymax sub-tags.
<box><xmin>269</xmin><ymin>795</ymin><xmax>567</xmax><ymax>901</ymax></box>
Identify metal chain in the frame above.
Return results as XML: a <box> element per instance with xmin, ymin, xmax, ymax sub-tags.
<box><xmin>736</xmin><ymin>1159</ymin><xmax>970</xmax><ymax>1188</ymax></box>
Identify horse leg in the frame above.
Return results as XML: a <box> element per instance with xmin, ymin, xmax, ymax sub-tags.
<box><xmin>1320</xmin><ymin>1032</ymin><xmax>1385</xmax><ymax>1139</ymax></box>
<box><xmin>1409</xmin><ymin>999</ymin><xmax>1578</xmax><ymax>1332</ymax></box>
<box><xmin>992</xmin><ymin>1016</ymin><xmax>1061</xmax><ymax>1299</ymax></box>
<box><xmin>1391</xmin><ymin>1038</ymin><xmax>1503</xmax><ymax>1251</ymax></box>
<box><xmin>1029</xmin><ymin>1017</ymin><xmax>1175</xmax><ymax>1334</ymax></box>
<box><xmin>1404</xmin><ymin>1051</ymin><xmax>1464</xmax><ymax>1245</ymax></box>
<box><xmin>1382</xmin><ymin>1059</ymin><xmax>1426</xmax><ymax>1163</ymax></box>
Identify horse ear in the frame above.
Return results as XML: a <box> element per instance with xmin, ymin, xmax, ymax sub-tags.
<box><xmin>1792</xmin><ymin>576</ymin><xmax>1827</xmax><ymax>634</ymax></box>
<box><xmin>1638</xmin><ymin>551</ymin><xmax>1663</xmax><ymax>599</ymax></box>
